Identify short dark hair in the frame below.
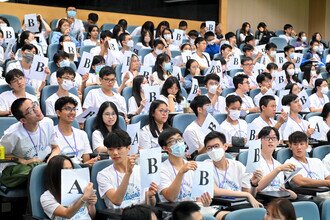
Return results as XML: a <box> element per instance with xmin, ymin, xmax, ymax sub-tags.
<box><xmin>321</xmin><ymin>102</ymin><xmax>330</xmax><ymax>121</ymax></box>
<box><xmin>122</xmin><ymin>204</ymin><xmax>156</xmax><ymax>220</ymax></box>
<box><xmin>281</xmin><ymin>94</ymin><xmax>298</xmax><ymax>106</ymax></box>
<box><xmin>256</xmin><ymin>72</ymin><xmax>272</xmax><ymax>84</ymax></box>
<box><xmin>190</xmin><ymin>95</ymin><xmax>211</xmax><ymax>116</ymax></box>
<box><xmin>153</xmin><ymin>38</ymin><xmax>165</xmax><ymax>48</ymax></box>
<box><xmin>258</xmin><ymin>126</ymin><xmax>279</xmax><ymax>140</ymax></box>
<box><xmin>92</xmin><ymin>55</ymin><xmax>106</xmax><ymax>66</ymax></box>
<box><xmin>265</xmin><ymin>42</ymin><xmax>277</xmax><ymax>51</ymax></box>
<box><xmin>245</xmin><ymin>35</ymin><xmax>255</xmax><ymax>43</ymax></box>
<box><xmin>100</xmin><ymin>30</ymin><xmax>112</xmax><ymax>40</ymax></box>
<box><xmin>179</xmin><ymin>20</ymin><xmax>188</xmax><ymax>27</ymax></box>
<box><xmin>5</xmin><ymin>69</ymin><xmax>24</xmax><ymax>84</ymax></box>
<box><xmin>220</xmin><ymin>44</ymin><xmax>232</xmax><ymax>52</ymax></box>
<box><xmin>56</xmin><ymin>66</ymin><xmax>76</xmax><ymax>78</ymax></box>
<box><xmin>158</xmin><ymin>128</ymin><xmax>182</xmax><ymax>148</ymax></box>
<box><xmin>104</xmin><ymin>129</ymin><xmax>131</xmax><ymax>149</ymax></box>
<box><xmin>54</xmin><ymin>96</ymin><xmax>78</xmax><ymax>112</ymax></box>
<box><xmin>284</xmin><ymin>45</ymin><xmax>294</xmax><ymax>53</ymax></box>
<box><xmin>226</xmin><ymin>95</ymin><xmax>242</xmax><ymax>107</ymax></box>
<box><xmin>225</xmin><ymin>32</ymin><xmax>236</xmax><ymax>40</ymax></box>
<box><xmin>22</xmin><ymin>44</ymin><xmax>38</xmax><ymax>54</ymax></box>
<box><xmin>241</xmin><ymin>56</ymin><xmax>253</xmax><ymax>65</ymax></box>
<box><xmin>187</xmin><ymin>30</ymin><xmax>199</xmax><ymax>38</ymax></box>
<box><xmin>257</xmin><ymin>22</ymin><xmax>267</xmax><ymax>29</ymax></box>
<box><xmin>266</xmin><ymin>63</ymin><xmax>278</xmax><ymax>71</ymax></box>
<box><xmin>283</xmin><ymin>24</ymin><xmax>293</xmax><ymax>31</ymax></box>
<box><xmin>204</xmin><ymin>31</ymin><xmax>215</xmax><ymax>40</ymax></box>
<box><xmin>204</xmin><ymin>73</ymin><xmax>220</xmax><ymax>84</ymax></box>
<box><xmin>119</xmin><ymin>32</ymin><xmax>130</xmax><ymax>45</ymax></box>
<box><xmin>11</xmin><ymin>98</ymin><xmax>29</xmax><ymax>120</ymax></box>
<box><xmin>204</xmin><ymin>131</ymin><xmax>226</xmax><ymax>147</ymax></box>
<box><xmin>88</xmin><ymin>13</ymin><xmax>98</xmax><ymax>23</ymax></box>
<box><xmin>200</xmin><ymin>22</ymin><xmax>206</xmax><ymax>29</ymax></box>
<box><xmin>242</xmin><ymin>44</ymin><xmax>254</xmax><ymax>53</ymax></box>
<box><xmin>99</xmin><ymin>66</ymin><xmax>116</xmax><ymax>78</ymax></box>
<box><xmin>172</xmin><ymin>201</ymin><xmax>201</xmax><ymax>220</ymax></box>
<box><xmin>233</xmin><ymin>74</ymin><xmax>249</xmax><ymax>89</ymax></box>
<box><xmin>53</xmin><ymin>51</ymin><xmax>70</xmax><ymax>64</ymax></box>
<box><xmin>288</xmin><ymin>131</ymin><xmax>308</xmax><ymax>144</ymax></box>
<box><xmin>194</xmin><ymin>37</ymin><xmax>206</xmax><ymax>46</ymax></box>
<box><xmin>259</xmin><ymin>95</ymin><xmax>276</xmax><ymax>111</ymax></box>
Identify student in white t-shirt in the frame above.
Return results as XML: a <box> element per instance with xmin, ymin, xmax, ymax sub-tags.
<box><xmin>92</xmin><ymin>101</ymin><xmax>122</xmax><ymax>153</ymax></box>
<box><xmin>0</xmin><ymin>69</ymin><xmax>38</xmax><ymax>116</ymax></box>
<box><xmin>182</xmin><ymin>59</ymin><xmax>201</xmax><ymax>92</ymax></box>
<box><xmin>45</xmin><ymin>67</ymin><xmax>82</xmax><ymax>116</ymax></box>
<box><xmin>90</xmin><ymin>30</ymin><xmax>112</xmax><ymax>61</ymax></box>
<box><xmin>281</xmin><ymin>94</ymin><xmax>314</xmax><ymax>141</ymax></box>
<box><xmin>121</xmin><ymin>53</ymin><xmax>141</xmax><ymax>87</ymax></box>
<box><xmin>97</xmin><ymin>130</ymin><xmax>158</xmax><ymax>209</ymax></box>
<box><xmin>204</xmin><ymin>74</ymin><xmax>226</xmax><ymax>114</ymax></box>
<box><xmin>301</xmin><ymin>63</ymin><xmax>320</xmax><ymax>89</ymax></box>
<box><xmin>279</xmin><ymin>24</ymin><xmax>296</xmax><ymax>43</ymax></box>
<box><xmin>256</xmin><ymin>127</ymin><xmax>297</xmax><ymax>199</ymax></box>
<box><xmin>239</xmin><ymin>57</ymin><xmax>258</xmax><ymax>90</ymax></box>
<box><xmin>82</xmin><ymin>25</ymin><xmax>99</xmax><ymax>47</ymax></box>
<box><xmin>161</xmin><ymin>28</ymin><xmax>180</xmax><ymax>51</ymax></box>
<box><xmin>139</xmin><ymin>100</ymin><xmax>171</xmax><ymax>149</ymax></box>
<box><xmin>83</xmin><ymin>66</ymin><xmax>127</xmax><ymax>116</ymax></box>
<box><xmin>309</xmin><ymin>78</ymin><xmax>329</xmax><ymax>112</ymax></box>
<box><xmin>183</xmin><ymin>95</ymin><xmax>211</xmax><ymax>156</ymax></box>
<box><xmin>254</xmin><ymin>73</ymin><xmax>280</xmax><ymax>108</ymax></box>
<box><xmin>54</xmin><ymin>97</ymin><xmax>97</xmax><ymax>165</ymax></box>
<box><xmin>143</xmin><ymin>39</ymin><xmax>166</xmax><ymax>67</ymax></box>
<box><xmin>191</xmin><ymin>37</ymin><xmax>210</xmax><ymax>71</ymax></box>
<box><xmin>159</xmin><ymin>77</ymin><xmax>186</xmax><ymax>113</ymax></box>
<box><xmin>128</xmin><ymin>75</ymin><xmax>148</xmax><ymax>116</ymax></box>
<box><xmin>219</xmin><ymin>95</ymin><xmax>247</xmax><ymax>146</ymax></box>
<box><xmin>263</xmin><ymin>43</ymin><xmax>277</xmax><ymax>67</ymax></box>
<box><xmin>318</xmin><ymin>103</ymin><xmax>330</xmax><ymax>141</ymax></box>
<box><xmin>110</xmin><ymin>32</ymin><xmax>135</xmax><ymax>66</ymax></box>
<box><xmin>284</xmin><ymin>131</ymin><xmax>330</xmax><ymax>188</ymax></box>
<box><xmin>40</xmin><ymin>155</ymin><xmax>97</xmax><ymax>220</ymax></box>
<box><xmin>204</xmin><ymin>131</ymin><xmax>263</xmax><ymax>208</ymax></box>
<box><xmin>151</xmin><ymin>53</ymin><xmax>172</xmax><ymax>86</ymax></box>
<box><xmin>0</xmin><ymin>98</ymin><xmax>60</xmax><ymax>171</ymax></box>
<box><xmin>135</xmin><ymin>30</ymin><xmax>153</xmax><ymax>50</ymax></box>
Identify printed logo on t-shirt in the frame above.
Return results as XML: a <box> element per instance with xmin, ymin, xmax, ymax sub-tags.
<box><xmin>122</xmin><ymin>183</ymin><xmax>141</xmax><ymax>206</ymax></box>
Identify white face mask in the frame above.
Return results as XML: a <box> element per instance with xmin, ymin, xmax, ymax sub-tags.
<box><xmin>270</xmin><ymin>50</ymin><xmax>276</xmax><ymax>58</ymax></box>
<box><xmin>287</xmin><ymin>69</ymin><xmax>295</xmax><ymax>76</ymax></box>
<box><xmin>310</xmin><ymin>70</ymin><xmax>317</xmax><ymax>76</ymax></box>
<box><xmin>182</xmin><ymin>49</ymin><xmax>191</xmax><ymax>53</ymax></box>
<box><xmin>207</xmin><ymin>147</ymin><xmax>225</xmax><ymax>162</ymax></box>
<box><xmin>321</xmin><ymin>86</ymin><xmax>329</xmax><ymax>94</ymax></box>
<box><xmin>164</xmin><ymin>34</ymin><xmax>172</xmax><ymax>40</ymax></box>
<box><xmin>189</xmin><ymin>38</ymin><xmax>195</xmax><ymax>45</ymax></box>
<box><xmin>313</xmin><ymin>46</ymin><xmax>319</xmax><ymax>52</ymax></box>
<box><xmin>302</xmin><ymin>36</ymin><xmax>307</xmax><ymax>42</ymax></box>
<box><xmin>229</xmin><ymin>109</ymin><xmax>240</xmax><ymax>121</ymax></box>
<box><xmin>61</xmin><ymin>79</ymin><xmax>75</xmax><ymax>91</ymax></box>
<box><xmin>209</xmin><ymin>85</ymin><xmax>218</xmax><ymax>94</ymax></box>
<box><xmin>0</xmin><ymin>23</ymin><xmax>7</xmax><ymax>28</ymax></box>
<box><xmin>126</xmin><ymin>40</ymin><xmax>134</xmax><ymax>48</ymax></box>
<box><xmin>155</xmin><ymin>48</ymin><xmax>163</xmax><ymax>55</ymax></box>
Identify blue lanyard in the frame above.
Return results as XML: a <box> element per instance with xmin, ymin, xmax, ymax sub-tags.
<box><xmin>262</xmin><ymin>156</ymin><xmax>279</xmax><ymax>186</ymax></box>
<box><xmin>295</xmin><ymin>158</ymin><xmax>313</xmax><ymax>178</ymax></box>
<box><xmin>24</xmin><ymin>125</ymin><xmax>41</xmax><ymax>156</ymax></box>
<box><xmin>214</xmin><ymin>163</ymin><xmax>228</xmax><ymax>189</ymax></box>
<box><xmin>290</xmin><ymin>116</ymin><xmax>306</xmax><ymax>132</ymax></box>
<box><xmin>58</xmin><ymin>127</ymin><xmax>78</xmax><ymax>157</ymax></box>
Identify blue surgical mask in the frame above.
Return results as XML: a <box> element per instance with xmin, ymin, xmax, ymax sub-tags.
<box><xmin>206</xmin><ymin>105</ymin><xmax>214</xmax><ymax>114</ymax></box>
<box><xmin>289</xmin><ymin>53</ymin><xmax>295</xmax><ymax>59</ymax></box>
<box><xmin>59</xmin><ymin>59</ymin><xmax>71</xmax><ymax>68</ymax></box>
<box><xmin>95</xmin><ymin>65</ymin><xmax>105</xmax><ymax>74</ymax></box>
<box><xmin>170</xmin><ymin>142</ymin><xmax>186</xmax><ymax>158</ymax></box>
<box><xmin>163</xmin><ymin>62</ymin><xmax>172</xmax><ymax>72</ymax></box>
<box><xmin>67</xmin><ymin>10</ymin><xmax>77</xmax><ymax>18</ymax></box>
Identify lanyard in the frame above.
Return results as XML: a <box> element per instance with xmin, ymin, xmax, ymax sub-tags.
<box><xmin>289</xmin><ymin>116</ymin><xmax>306</xmax><ymax>132</ymax></box>
<box><xmin>262</xmin><ymin>156</ymin><xmax>279</xmax><ymax>186</ymax></box>
<box><xmin>170</xmin><ymin>162</ymin><xmax>185</xmax><ymax>198</ymax></box>
<box><xmin>295</xmin><ymin>158</ymin><xmax>313</xmax><ymax>178</ymax></box>
<box><xmin>58</xmin><ymin>127</ymin><xmax>78</xmax><ymax>157</ymax></box>
<box><xmin>260</xmin><ymin>117</ymin><xmax>275</xmax><ymax>127</ymax></box>
<box><xmin>113</xmin><ymin>165</ymin><xmax>120</xmax><ymax>187</ymax></box>
<box><xmin>24</xmin><ymin>125</ymin><xmax>41</xmax><ymax>156</ymax></box>
<box><xmin>20</xmin><ymin>62</ymin><xmax>31</xmax><ymax>79</ymax></box>
<box><xmin>214</xmin><ymin>163</ymin><xmax>228</xmax><ymax>189</ymax></box>
<box><xmin>318</xmin><ymin>95</ymin><xmax>325</xmax><ymax>106</ymax></box>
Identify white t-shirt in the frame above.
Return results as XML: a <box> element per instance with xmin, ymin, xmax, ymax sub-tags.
<box><xmin>151</xmin><ymin>71</ymin><xmax>169</xmax><ymax>86</ymax></box>
<box><xmin>90</xmin><ymin>46</ymin><xmax>101</xmax><ymax>57</ymax></box>
<box><xmin>128</xmin><ymin>96</ymin><xmax>148</xmax><ymax>115</ymax></box>
<box><xmin>253</xmin><ymin>92</ymin><xmax>280</xmax><ymax>107</ymax></box>
<box><xmin>82</xmin><ymin>39</ymin><xmax>98</xmax><ymax>47</ymax></box>
<box><xmin>54</xmin><ymin>126</ymin><xmax>92</xmax><ymax>164</ymax></box>
<box><xmin>92</xmin><ymin>129</ymin><xmax>106</xmax><ymax>151</ymax></box>
<box><xmin>97</xmin><ymin>164</ymin><xmax>142</xmax><ymax>209</ymax></box>
<box><xmin>219</xmin><ymin>119</ymin><xmax>247</xmax><ymax>144</ymax></box>
<box><xmin>284</xmin><ymin>157</ymin><xmax>330</xmax><ymax>187</ymax></box>
<box><xmin>0</xmin><ymin>117</ymin><xmax>57</xmax><ymax>171</ymax></box>
<box><xmin>209</xmin><ymin>159</ymin><xmax>250</xmax><ymax>191</ymax></box>
<box><xmin>309</xmin><ymin>93</ymin><xmax>329</xmax><ymax>110</ymax></box>
<box><xmin>159</xmin><ymin>159</ymin><xmax>194</xmax><ymax>202</ymax></box>
<box><xmin>259</xmin><ymin>157</ymin><xmax>284</xmax><ymax>191</ymax></box>
<box><xmin>322</xmin><ymin>154</ymin><xmax>330</xmax><ymax>173</ymax></box>
<box><xmin>0</xmin><ymin>91</ymin><xmax>38</xmax><ymax>113</ymax></box>
<box><xmin>183</xmin><ymin>121</ymin><xmax>206</xmax><ymax>153</ymax></box>
<box><xmin>45</xmin><ymin>93</ymin><xmax>82</xmax><ymax>116</ymax></box>
<box><xmin>136</xmin><ymin>42</ymin><xmax>151</xmax><ymax>50</ymax></box>
<box><xmin>220</xmin><ymin>74</ymin><xmax>234</xmax><ymax>89</ymax></box>
<box><xmin>279</xmin><ymin>35</ymin><xmax>292</xmax><ymax>43</ymax></box>
<box><xmin>40</xmin><ymin>190</ymin><xmax>91</xmax><ymax>220</ymax></box>
<box><xmin>316</xmin><ymin>120</ymin><xmax>330</xmax><ymax>141</ymax></box>
<box><xmin>83</xmin><ymin>88</ymin><xmax>127</xmax><ymax>114</ymax></box>
<box><xmin>143</xmin><ymin>53</ymin><xmax>156</xmax><ymax>67</ymax></box>
<box><xmin>159</xmin><ymin>95</ymin><xmax>185</xmax><ymax>113</ymax></box>
<box><xmin>69</xmin><ymin>18</ymin><xmax>85</xmax><ymax>39</ymax></box>
<box><xmin>229</xmin><ymin>92</ymin><xmax>255</xmax><ymax>109</ymax></box>
<box><xmin>139</xmin><ymin>125</ymin><xmax>160</xmax><ymax>149</ymax></box>
<box><xmin>282</xmin><ymin>117</ymin><xmax>310</xmax><ymax>140</ymax></box>
<box><xmin>191</xmin><ymin>52</ymin><xmax>210</xmax><ymax>69</ymax></box>
<box><xmin>250</xmin><ymin>116</ymin><xmax>279</xmax><ymax>137</ymax></box>
<box><xmin>205</xmin><ymin>94</ymin><xmax>226</xmax><ymax>114</ymax></box>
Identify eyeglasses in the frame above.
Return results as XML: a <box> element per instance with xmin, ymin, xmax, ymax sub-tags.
<box><xmin>159</xmin><ymin>109</ymin><xmax>170</xmax><ymax>114</ymax></box>
<box><xmin>62</xmin><ymin>107</ymin><xmax>78</xmax><ymax>112</ymax></box>
<box><xmin>243</xmin><ymin>81</ymin><xmax>250</xmax><ymax>85</ymax></box>
<box><xmin>102</xmin><ymin>77</ymin><xmax>116</xmax><ymax>83</ymax></box>
<box><xmin>10</xmin><ymin>76</ymin><xmax>24</xmax><ymax>84</ymax></box>
<box><xmin>103</xmin><ymin>112</ymin><xmax>117</xmax><ymax>117</ymax></box>
<box><xmin>205</xmin><ymin>144</ymin><xmax>221</xmax><ymax>152</ymax></box>
<box><xmin>24</xmin><ymin>101</ymin><xmax>39</xmax><ymax>116</ymax></box>
<box><xmin>262</xmin><ymin>136</ymin><xmax>278</xmax><ymax>142</ymax></box>
<box><xmin>166</xmin><ymin>138</ymin><xmax>184</xmax><ymax>146</ymax></box>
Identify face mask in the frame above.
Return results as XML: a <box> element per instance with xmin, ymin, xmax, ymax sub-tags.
<box><xmin>170</xmin><ymin>142</ymin><xmax>186</xmax><ymax>158</ymax></box>
<box><xmin>182</xmin><ymin>49</ymin><xmax>191</xmax><ymax>53</ymax></box>
<box><xmin>321</xmin><ymin>86</ymin><xmax>329</xmax><ymax>95</ymax></box>
<box><xmin>229</xmin><ymin>109</ymin><xmax>240</xmax><ymax>121</ymax></box>
<box><xmin>22</xmin><ymin>52</ymin><xmax>34</xmax><ymax>64</ymax></box>
<box><xmin>287</xmin><ymin>69</ymin><xmax>295</xmax><ymax>76</ymax></box>
<box><xmin>163</xmin><ymin>62</ymin><xmax>172</xmax><ymax>72</ymax></box>
<box><xmin>289</xmin><ymin>53</ymin><xmax>295</xmax><ymax>59</ymax></box>
<box><xmin>144</xmin><ymin>37</ymin><xmax>151</xmax><ymax>43</ymax></box>
<box><xmin>206</xmin><ymin>105</ymin><xmax>214</xmax><ymax>114</ymax></box>
<box><xmin>61</xmin><ymin>79</ymin><xmax>75</xmax><ymax>91</ymax></box>
<box><xmin>164</xmin><ymin>34</ymin><xmax>172</xmax><ymax>40</ymax></box>
<box><xmin>59</xmin><ymin>59</ymin><xmax>71</xmax><ymax>68</ymax></box>
<box><xmin>208</xmin><ymin>41</ymin><xmax>215</xmax><ymax>46</ymax></box>
<box><xmin>270</xmin><ymin>50</ymin><xmax>276</xmax><ymax>58</ymax></box>
<box><xmin>189</xmin><ymin>38</ymin><xmax>195</xmax><ymax>45</ymax></box>
<box><xmin>67</xmin><ymin>10</ymin><xmax>76</xmax><ymax>18</ymax></box>
<box><xmin>209</xmin><ymin>85</ymin><xmax>218</xmax><ymax>94</ymax></box>
<box><xmin>126</xmin><ymin>40</ymin><xmax>134</xmax><ymax>48</ymax></box>
<box><xmin>310</xmin><ymin>70</ymin><xmax>317</xmax><ymax>76</ymax></box>
<box><xmin>302</xmin><ymin>36</ymin><xmax>307</xmax><ymax>42</ymax></box>
<box><xmin>95</xmin><ymin>65</ymin><xmax>105</xmax><ymax>74</ymax></box>
<box><xmin>155</xmin><ymin>49</ymin><xmax>163</xmax><ymax>55</ymax></box>
<box><xmin>0</xmin><ymin>23</ymin><xmax>6</xmax><ymax>28</ymax></box>
<box><xmin>313</xmin><ymin>46</ymin><xmax>319</xmax><ymax>52</ymax></box>
<box><xmin>207</xmin><ymin>147</ymin><xmax>225</xmax><ymax>162</ymax></box>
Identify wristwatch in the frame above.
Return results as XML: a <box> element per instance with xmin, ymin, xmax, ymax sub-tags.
<box><xmin>250</xmin><ymin>179</ymin><xmax>258</xmax><ymax>187</ymax></box>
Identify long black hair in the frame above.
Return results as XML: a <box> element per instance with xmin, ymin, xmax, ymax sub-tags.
<box><xmin>44</xmin><ymin>155</ymin><xmax>74</xmax><ymax>203</ymax></box>
<box><xmin>148</xmin><ymin>100</ymin><xmax>170</xmax><ymax>138</ymax></box>
<box><xmin>184</xmin><ymin>59</ymin><xmax>198</xmax><ymax>77</ymax></box>
<box><xmin>132</xmin><ymin>75</ymin><xmax>145</xmax><ymax>107</ymax></box>
<box><xmin>312</xmin><ymin>78</ymin><xmax>326</xmax><ymax>94</ymax></box>
<box><xmin>93</xmin><ymin>101</ymin><xmax>120</xmax><ymax>138</ymax></box>
<box><xmin>155</xmin><ymin>53</ymin><xmax>171</xmax><ymax>81</ymax></box>
<box><xmin>160</xmin><ymin>77</ymin><xmax>184</xmax><ymax>104</ymax></box>
<box><xmin>282</xmin><ymin>61</ymin><xmax>301</xmax><ymax>84</ymax></box>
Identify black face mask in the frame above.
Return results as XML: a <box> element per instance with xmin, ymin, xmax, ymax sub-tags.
<box><xmin>22</xmin><ymin>53</ymin><xmax>34</xmax><ymax>64</ymax></box>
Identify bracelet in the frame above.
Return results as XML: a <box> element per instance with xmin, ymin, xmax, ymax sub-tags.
<box><xmin>250</xmin><ymin>180</ymin><xmax>258</xmax><ymax>187</ymax></box>
<box><xmin>81</xmin><ymin>197</ymin><xmax>87</xmax><ymax>204</ymax></box>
